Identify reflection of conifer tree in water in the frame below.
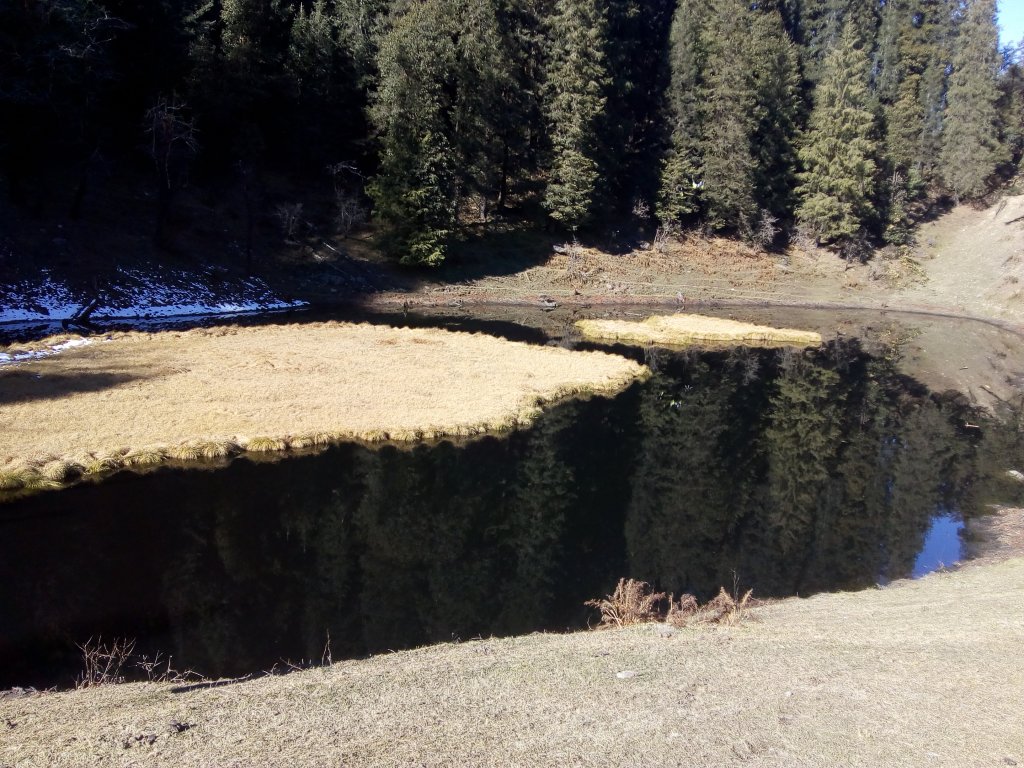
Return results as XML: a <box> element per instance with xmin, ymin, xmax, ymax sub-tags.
<box><xmin>495</xmin><ymin>405</ymin><xmax>578</xmax><ymax>634</ymax></box>
<box><xmin>160</xmin><ymin>452</ymin><xmax>364</xmax><ymax>674</ymax></box>
<box><xmin>963</xmin><ymin>399</ymin><xmax>1024</xmax><ymax>514</ymax></box>
<box><xmin>883</xmin><ymin>399</ymin><xmax>970</xmax><ymax>578</ymax></box>
<box><xmin>625</xmin><ymin>357</ymin><xmax>757</xmax><ymax>597</ymax></box>
<box><xmin>800</xmin><ymin>354</ymin><xmax>897</xmax><ymax>591</ymax></box>
<box><xmin>762</xmin><ymin>348</ymin><xmax>845</xmax><ymax>572</ymax></box>
<box><xmin>354</xmin><ymin>442</ymin><xmax>506</xmax><ymax>652</ymax></box>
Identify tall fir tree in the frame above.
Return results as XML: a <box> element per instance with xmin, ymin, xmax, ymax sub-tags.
<box><xmin>369</xmin><ymin>0</ymin><xmax>520</xmax><ymax>263</ymax></box>
<box><xmin>658</xmin><ymin>0</ymin><xmax>710</xmax><ymax>224</ymax></box>
<box><xmin>793</xmin><ymin>0</ymin><xmax>880</xmax><ymax>86</ymax></box>
<box><xmin>795</xmin><ymin>23</ymin><xmax>880</xmax><ymax>249</ymax></box>
<box><xmin>940</xmin><ymin>0</ymin><xmax>1006</xmax><ymax>200</ymax></box>
<box><xmin>599</xmin><ymin>0</ymin><xmax>675</xmax><ymax>219</ymax></box>
<box><xmin>542</xmin><ymin>0</ymin><xmax>610</xmax><ymax>230</ymax></box>
<box><xmin>700</xmin><ymin>0</ymin><xmax>760</xmax><ymax>233</ymax></box>
<box><xmin>876</xmin><ymin>0</ymin><xmax>953</xmax><ymax>186</ymax></box>
<box><xmin>368</xmin><ymin>0</ymin><xmax>462</xmax><ymax>265</ymax></box>
<box><xmin>749</xmin><ymin>7</ymin><xmax>804</xmax><ymax>226</ymax></box>
<box><xmin>659</xmin><ymin>0</ymin><xmax>800</xmax><ymax>237</ymax></box>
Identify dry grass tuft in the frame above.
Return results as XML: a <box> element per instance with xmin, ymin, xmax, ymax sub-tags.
<box><xmin>123</xmin><ymin>448</ymin><xmax>168</xmax><ymax>467</ymax></box>
<box><xmin>577</xmin><ymin>313</ymin><xmax>822</xmax><ymax>349</ymax></box>
<box><xmin>194</xmin><ymin>440</ymin><xmax>239</xmax><ymax>459</ymax></box>
<box><xmin>40</xmin><ymin>459</ymin><xmax>84</xmax><ymax>483</ymax></box>
<box><xmin>586</xmin><ymin>578</ymin><xmax>667</xmax><ymax>628</ymax></box>
<box><xmin>166</xmin><ymin>443</ymin><xmax>202</xmax><ymax>462</ymax></box>
<box><xmin>84</xmin><ymin>455</ymin><xmax>125</xmax><ymax>475</ymax></box>
<box><xmin>245</xmin><ymin>436</ymin><xmax>289</xmax><ymax>453</ymax></box>
<box><xmin>0</xmin><ymin>322</ymin><xmax>646</xmax><ymax>493</ymax></box>
<box><xmin>287</xmin><ymin>434</ymin><xmax>321</xmax><ymax>450</ymax></box>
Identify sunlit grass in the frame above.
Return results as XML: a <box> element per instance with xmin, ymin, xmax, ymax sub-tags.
<box><xmin>577</xmin><ymin>313</ymin><xmax>822</xmax><ymax>348</ymax></box>
<box><xmin>0</xmin><ymin>322</ymin><xmax>647</xmax><ymax>492</ymax></box>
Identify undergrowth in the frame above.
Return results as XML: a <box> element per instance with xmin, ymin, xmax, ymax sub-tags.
<box><xmin>586</xmin><ymin>578</ymin><xmax>757</xmax><ymax>629</ymax></box>
<box><xmin>76</xmin><ymin>636</ymin><xmax>202</xmax><ymax>688</ymax></box>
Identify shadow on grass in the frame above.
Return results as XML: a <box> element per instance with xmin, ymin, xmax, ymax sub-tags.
<box><xmin>0</xmin><ymin>370</ymin><xmax>142</xmax><ymax>405</ymax></box>
<box><xmin>429</xmin><ymin>227</ymin><xmax>559</xmax><ymax>284</ymax></box>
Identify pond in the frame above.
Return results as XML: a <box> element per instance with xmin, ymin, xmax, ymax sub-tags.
<box><xmin>0</xmin><ymin>316</ymin><xmax>1020</xmax><ymax>689</ymax></box>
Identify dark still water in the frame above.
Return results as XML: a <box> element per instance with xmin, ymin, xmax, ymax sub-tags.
<box><xmin>0</xmin><ymin>339</ymin><xmax>1014</xmax><ymax>688</ymax></box>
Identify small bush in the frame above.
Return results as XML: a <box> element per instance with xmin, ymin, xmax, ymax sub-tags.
<box><xmin>76</xmin><ymin>637</ymin><xmax>136</xmax><ymax>688</ymax></box>
<box><xmin>585</xmin><ymin>578</ymin><xmax>667</xmax><ymax>628</ymax></box>
<box><xmin>587</xmin><ymin>580</ymin><xmax>758</xmax><ymax>629</ymax></box>
<box><xmin>667</xmin><ymin>587</ymin><xmax>755</xmax><ymax>627</ymax></box>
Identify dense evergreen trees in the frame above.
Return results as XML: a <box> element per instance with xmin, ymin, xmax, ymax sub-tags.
<box><xmin>940</xmin><ymin>0</ymin><xmax>1006</xmax><ymax>200</ymax></box>
<box><xmin>0</xmin><ymin>0</ymin><xmax>1019</xmax><ymax>265</ymax></box>
<box><xmin>795</xmin><ymin>25</ymin><xmax>879</xmax><ymax>249</ymax></box>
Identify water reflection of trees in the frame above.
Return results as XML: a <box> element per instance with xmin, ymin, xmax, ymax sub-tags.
<box><xmin>625</xmin><ymin>340</ymin><xmax>977</xmax><ymax>599</ymax></box>
<box><xmin>0</xmin><ymin>339</ymin><xmax>988</xmax><ymax>686</ymax></box>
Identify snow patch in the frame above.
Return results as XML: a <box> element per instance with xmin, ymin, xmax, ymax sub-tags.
<box><xmin>0</xmin><ymin>338</ymin><xmax>93</xmax><ymax>367</ymax></box>
<box><xmin>0</xmin><ymin>268</ymin><xmax>307</xmax><ymax>325</ymax></box>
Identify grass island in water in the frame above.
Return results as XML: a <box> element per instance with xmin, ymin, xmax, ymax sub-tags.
<box><xmin>0</xmin><ymin>322</ymin><xmax>648</xmax><ymax>492</ymax></box>
<box><xmin>576</xmin><ymin>313</ymin><xmax>823</xmax><ymax>348</ymax></box>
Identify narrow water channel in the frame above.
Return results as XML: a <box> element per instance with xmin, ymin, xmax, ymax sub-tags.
<box><xmin>0</xmin><ymin>334</ymin><xmax>1015</xmax><ymax>689</ymax></box>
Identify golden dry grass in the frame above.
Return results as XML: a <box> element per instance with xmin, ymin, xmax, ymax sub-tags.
<box><xmin>0</xmin><ymin>322</ymin><xmax>646</xmax><ymax>490</ymax></box>
<box><xmin>576</xmin><ymin>313</ymin><xmax>823</xmax><ymax>348</ymax></box>
<box><xmin>2</xmin><ymin>557</ymin><xmax>1021</xmax><ymax>767</ymax></box>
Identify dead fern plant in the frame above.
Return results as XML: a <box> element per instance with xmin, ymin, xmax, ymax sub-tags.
<box><xmin>588</xmin><ymin>580</ymin><xmax>759</xmax><ymax>629</ymax></box>
<box><xmin>585</xmin><ymin>578</ymin><xmax>666</xmax><ymax>628</ymax></box>
<box><xmin>667</xmin><ymin>587</ymin><xmax>756</xmax><ymax>628</ymax></box>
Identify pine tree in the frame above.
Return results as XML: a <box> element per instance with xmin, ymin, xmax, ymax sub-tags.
<box><xmin>368</xmin><ymin>0</ymin><xmax>461</xmax><ymax>264</ymax></box>
<box><xmin>659</xmin><ymin>0</ymin><xmax>800</xmax><ymax>237</ymax></box>
<box><xmin>789</xmin><ymin>0</ymin><xmax>880</xmax><ymax>87</ymax></box>
<box><xmin>657</xmin><ymin>0</ymin><xmax>710</xmax><ymax>223</ymax></box>
<box><xmin>796</xmin><ymin>24</ymin><xmax>880</xmax><ymax>249</ymax></box>
<box><xmin>700</xmin><ymin>0</ymin><xmax>759</xmax><ymax>233</ymax></box>
<box><xmin>542</xmin><ymin>0</ymin><xmax>610</xmax><ymax>230</ymax></box>
<box><xmin>599</xmin><ymin>0</ymin><xmax>675</xmax><ymax>219</ymax></box>
<box><xmin>877</xmin><ymin>0</ymin><xmax>953</xmax><ymax>186</ymax></box>
<box><xmin>749</xmin><ymin>7</ymin><xmax>803</xmax><ymax>226</ymax></box>
<box><xmin>369</xmin><ymin>0</ymin><xmax>522</xmax><ymax>263</ymax></box>
<box><xmin>940</xmin><ymin>0</ymin><xmax>1006</xmax><ymax>200</ymax></box>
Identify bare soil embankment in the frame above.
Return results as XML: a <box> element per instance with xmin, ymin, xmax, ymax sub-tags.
<box><xmin>363</xmin><ymin>196</ymin><xmax>1024</xmax><ymax>331</ymax></box>
<box><xmin>0</xmin><ymin>322</ymin><xmax>646</xmax><ymax>491</ymax></box>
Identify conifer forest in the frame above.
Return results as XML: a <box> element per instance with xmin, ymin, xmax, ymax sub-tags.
<box><xmin>2</xmin><ymin>0</ymin><xmax>1020</xmax><ymax>265</ymax></box>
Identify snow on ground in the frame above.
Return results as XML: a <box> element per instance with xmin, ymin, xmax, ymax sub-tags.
<box><xmin>0</xmin><ymin>266</ymin><xmax>306</xmax><ymax>326</ymax></box>
<box><xmin>0</xmin><ymin>338</ymin><xmax>94</xmax><ymax>366</ymax></box>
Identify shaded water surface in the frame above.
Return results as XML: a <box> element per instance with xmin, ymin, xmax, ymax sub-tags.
<box><xmin>0</xmin><ymin>338</ymin><xmax>1014</xmax><ymax>688</ymax></box>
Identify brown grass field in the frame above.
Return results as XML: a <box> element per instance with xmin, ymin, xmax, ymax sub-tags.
<box><xmin>0</xmin><ymin>322</ymin><xmax>646</xmax><ymax>491</ymax></box>
<box><xmin>576</xmin><ymin>313</ymin><xmax>823</xmax><ymax>348</ymax></box>
<box><xmin>2</xmin><ymin>547</ymin><xmax>1021</xmax><ymax>767</ymax></box>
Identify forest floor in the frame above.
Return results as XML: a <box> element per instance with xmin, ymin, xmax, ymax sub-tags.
<box><xmin>2</xmin><ymin>511</ymin><xmax>1021</xmax><ymax>768</ymax></box>
<box><xmin>0</xmin><ymin>322</ymin><xmax>644</xmax><ymax>492</ymax></box>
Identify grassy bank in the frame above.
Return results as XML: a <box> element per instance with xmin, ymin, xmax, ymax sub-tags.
<box><xmin>576</xmin><ymin>313</ymin><xmax>823</xmax><ymax>348</ymax></box>
<box><xmin>0</xmin><ymin>322</ymin><xmax>646</xmax><ymax>492</ymax></box>
<box><xmin>2</xmin><ymin>552</ymin><xmax>1021</xmax><ymax>767</ymax></box>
